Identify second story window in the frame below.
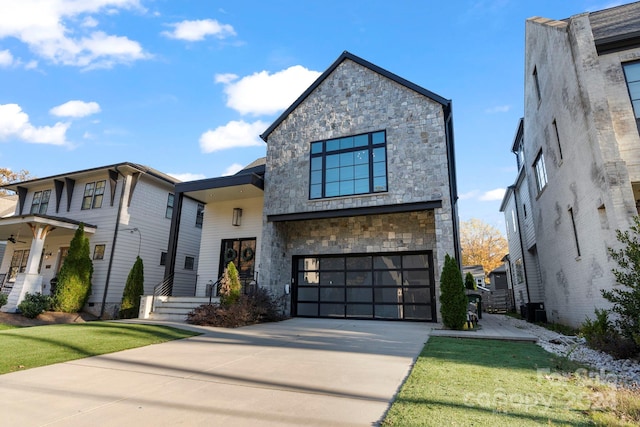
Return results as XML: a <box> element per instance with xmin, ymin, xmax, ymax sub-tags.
<box><xmin>30</xmin><ymin>189</ymin><xmax>51</xmax><ymax>214</ymax></box>
<box><xmin>309</xmin><ymin>130</ymin><xmax>387</xmax><ymax>199</ymax></box>
<box><xmin>533</xmin><ymin>151</ymin><xmax>548</xmax><ymax>194</ymax></box>
<box><xmin>196</xmin><ymin>203</ymin><xmax>204</xmax><ymax>228</ymax></box>
<box><xmin>166</xmin><ymin>193</ymin><xmax>174</xmax><ymax>219</ymax></box>
<box><xmin>623</xmin><ymin>61</ymin><xmax>640</xmax><ymax>134</ymax></box>
<box><xmin>82</xmin><ymin>180</ymin><xmax>106</xmax><ymax>210</ymax></box>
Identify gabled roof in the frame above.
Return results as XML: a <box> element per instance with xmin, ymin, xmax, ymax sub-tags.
<box><xmin>1</xmin><ymin>162</ymin><xmax>179</xmax><ymax>191</ymax></box>
<box><xmin>260</xmin><ymin>51</ymin><xmax>451</xmax><ymax>142</ymax></box>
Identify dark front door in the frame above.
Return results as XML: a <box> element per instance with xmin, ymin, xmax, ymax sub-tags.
<box><xmin>219</xmin><ymin>238</ymin><xmax>257</xmax><ymax>282</ymax></box>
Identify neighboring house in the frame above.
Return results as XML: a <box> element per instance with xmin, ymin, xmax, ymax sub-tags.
<box><xmin>500</xmin><ymin>2</ymin><xmax>640</xmax><ymax>327</ymax></box>
<box><xmin>488</xmin><ymin>265</ymin><xmax>508</xmax><ymax>291</ymax></box>
<box><xmin>0</xmin><ymin>195</ymin><xmax>18</xmax><ymax>269</ymax></box>
<box><xmin>0</xmin><ymin>163</ymin><xmax>201</xmax><ymax>318</ymax></box>
<box><xmin>164</xmin><ymin>51</ymin><xmax>459</xmax><ymax>322</ymax></box>
<box><xmin>462</xmin><ymin>265</ymin><xmax>486</xmax><ymax>289</ymax></box>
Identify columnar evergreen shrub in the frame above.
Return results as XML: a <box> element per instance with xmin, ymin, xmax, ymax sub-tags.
<box><xmin>219</xmin><ymin>262</ymin><xmax>241</xmax><ymax>307</ymax></box>
<box><xmin>18</xmin><ymin>292</ymin><xmax>52</xmax><ymax>318</ymax></box>
<box><xmin>119</xmin><ymin>256</ymin><xmax>144</xmax><ymax>319</ymax></box>
<box><xmin>439</xmin><ymin>254</ymin><xmax>468</xmax><ymax>330</ymax></box>
<box><xmin>52</xmin><ymin>223</ymin><xmax>93</xmax><ymax>313</ymax></box>
<box><xmin>464</xmin><ymin>272</ymin><xmax>476</xmax><ymax>291</ymax></box>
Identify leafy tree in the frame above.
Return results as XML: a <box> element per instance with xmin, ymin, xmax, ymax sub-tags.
<box><xmin>460</xmin><ymin>218</ymin><xmax>508</xmax><ymax>280</ymax></box>
<box><xmin>0</xmin><ymin>168</ymin><xmax>32</xmax><ymax>195</ymax></box>
<box><xmin>52</xmin><ymin>223</ymin><xmax>93</xmax><ymax>312</ymax></box>
<box><xmin>219</xmin><ymin>262</ymin><xmax>241</xmax><ymax>306</ymax></box>
<box><xmin>440</xmin><ymin>254</ymin><xmax>468</xmax><ymax>330</ymax></box>
<box><xmin>464</xmin><ymin>272</ymin><xmax>476</xmax><ymax>291</ymax></box>
<box><xmin>119</xmin><ymin>256</ymin><xmax>144</xmax><ymax>319</ymax></box>
<box><xmin>603</xmin><ymin>216</ymin><xmax>640</xmax><ymax>350</ymax></box>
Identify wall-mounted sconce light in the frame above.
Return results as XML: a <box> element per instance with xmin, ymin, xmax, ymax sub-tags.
<box><xmin>232</xmin><ymin>208</ymin><xmax>242</xmax><ymax>226</ymax></box>
<box><xmin>44</xmin><ymin>252</ymin><xmax>52</xmax><ymax>259</ymax></box>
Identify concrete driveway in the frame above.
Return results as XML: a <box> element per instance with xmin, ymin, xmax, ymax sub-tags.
<box><xmin>1</xmin><ymin>318</ymin><xmax>431</xmax><ymax>427</ymax></box>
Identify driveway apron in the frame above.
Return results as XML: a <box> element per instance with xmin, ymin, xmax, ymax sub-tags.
<box><xmin>1</xmin><ymin>318</ymin><xmax>431</xmax><ymax>427</ymax></box>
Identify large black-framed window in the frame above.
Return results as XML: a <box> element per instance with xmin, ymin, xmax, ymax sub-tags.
<box><xmin>309</xmin><ymin>130</ymin><xmax>387</xmax><ymax>199</ymax></box>
<box><xmin>623</xmin><ymin>61</ymin><xmax>640</xmax><ymax>134</ymax></box>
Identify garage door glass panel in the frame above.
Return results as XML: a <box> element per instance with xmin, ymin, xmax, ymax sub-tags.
<box><xmin>299</xmin><ymin>272</ymin><xmax>319</xmax><ymax>285</ymax></box>
<box><xmin>374</xmin><ymin>287</ymin><xmax>402</xmax><ymax>303</ymax></box>
<box><xmin>320</xmin><ymin>287</ymin><xmax>344</xmax><ymax>302</ymax></box>
<box><xmin>347</xmin><ymin>287</ymin><xmax>373</xmax><ymax>302</ymax></box>
<box><xmin>374</xmin><ymin>270</ymin><xmax>402</xmax><ymax>287</ymax></box>
<box><xmin>346</xmin><ymin>256</ymin><xmax>372</xmax><ymax>270</ymax></box>
<box><xmin>404</xmin><ymin>270</ymin><xmax>429</xmax><ymax>287</ymax></box>
<box><xmin>374</xmin><ymin>255</ymin><xmax>401</xmax><ymax>269</ymax></box>
<box><xmin>404</xmin><ymin>287</ymin><xmax>429</xmax><ymax>303</ymax></box>
<box><xmin>375</xmin><ymin>305</ymin><xmax>401</xmax><ymax>319</ymax></box>
<box><xmin>347</xmin><ymin>305</ymin><xmax>373</xmax><ymax>317</ymax></box>
<box><xmin>298</xmin><ymin>288</ymin><xmax>318</xmax><ymax>300</ymax></box>
<box><xmin>297</xmin><ymin>303</ymin><xmax>318</xmax><ymax>316</ymax></box>
<box><xmin>346</xmin><ymin>271</ymin><xmax>372</xmax><ymax>286</ymax></box>
<box><xmin>320</xmin><ymin>304</ymin><xmax>345</xmax><ymax>317</ymax></box>
<box><xmin>320</xmin><ymin>272</ymin><xmax>343</xmax><ymax>286</ymax></box>
<box><xmin>403</xmin><ymin>254</ymin><xmax>429</xmax><ymax>269</ymax></box>
<box><xmin>320</xmin><ymin>257</ymin><xmax>344</xmax><ymax>270</ymax></box>
<box><xmin>405</xmin><ymin>305</ymin><xmax>431</xmax><ymax>320</ymax></box>
<box><xmin>299</xmin><ymin>258</ymin><xmax>319</xmax><ymax>270</ymax></box>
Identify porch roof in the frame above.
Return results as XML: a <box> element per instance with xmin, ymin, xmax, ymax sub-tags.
<box><xmin>176</xmin><ymin>168</ymin><xmax>265</xmax><ymax>204</ymax></box>
<box><xmin>0</xmin><ymin>214</ymin><xmax>97</xmax><ymax>241</ymax></box>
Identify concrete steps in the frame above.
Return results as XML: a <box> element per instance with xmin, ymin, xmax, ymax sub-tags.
<box><xmin>149</xmin><ymin>296</ymin><xmax>218</xmax><ymax>322</ymax></box>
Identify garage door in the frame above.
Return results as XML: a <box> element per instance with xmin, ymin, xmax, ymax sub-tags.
<box><xmin>292</xmin><ymin>252</ymin><xmax>435</xmax><ymax>321</ymax></box>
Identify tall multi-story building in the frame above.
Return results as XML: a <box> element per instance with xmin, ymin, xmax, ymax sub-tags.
<box><xmin>501</xmin><ymin>2</ymin><xmax>640</xmax><ymax>327</ymax></box>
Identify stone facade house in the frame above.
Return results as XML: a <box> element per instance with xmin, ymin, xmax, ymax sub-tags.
<box><xmin>0</xmin><ymin>163</ymin><xmax>202</xmax><ymax>318</ymax></box>
<box><xmin>160</xmin><ymin>51</ymin><xmax>459</xmax><ymax>322</ymax></box>
<box><xmin>501</xmin><ymin>2</ymin><xmax>640</xmax><ymax>327</ymax></box>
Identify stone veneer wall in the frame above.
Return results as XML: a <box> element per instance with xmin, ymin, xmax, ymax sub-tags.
<box><xmin>260</xmin><ymin>57</ymin><xmax>456</xmax><ymax>316</ymax></box>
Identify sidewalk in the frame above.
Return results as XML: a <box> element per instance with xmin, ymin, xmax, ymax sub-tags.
<box><xmin>429</xmin><ymin>312</ymin><xmax>538</xmax><ymax>342</ymax></box>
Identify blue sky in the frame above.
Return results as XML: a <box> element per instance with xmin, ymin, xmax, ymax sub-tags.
<box><xmin>0</xmin><ymin>0</ymin><xmax>624</xmax><ymax>234</ymax></box>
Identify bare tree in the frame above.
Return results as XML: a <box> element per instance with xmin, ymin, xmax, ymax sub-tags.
<box><xmin>460</xmin><ymin>218</ymin><xmax>508</xmax><ymax>279</ymax></box>
<box><xmin>0</xmin><ymin>168</ymin><xmax>32</xmax><ymax>195</ymax></box>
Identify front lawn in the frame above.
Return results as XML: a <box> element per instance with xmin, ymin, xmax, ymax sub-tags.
<box><xmin>383</xmin><ymin>337</ymin><xmax>629</xmax><ymax>426</ymax></box>
<box><xmin>0</xmin><ymin>322</ymin><xmax>199</xmax><ymax>374</ymax></box>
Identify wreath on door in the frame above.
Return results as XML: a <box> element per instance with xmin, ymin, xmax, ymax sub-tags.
<box><xmin>241</xmin><ymin>247</ymin><xmax>254</xmax><ymax>262</ymax></box>
<box><xmin>224</xmin><ymin>248</ymin><xmax>237</xmax><ymax>263</ymax></box>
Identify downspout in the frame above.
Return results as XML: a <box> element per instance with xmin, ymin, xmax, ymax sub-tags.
<box><xmin>100</xmin><ymin>166</ymin><xmax>127</xmax><ymax>318</ymax></box>
<box><xmin>512</xmin><ymin>188</ymin><xmax>532</xmax><ymax>303</ymax></box>
<box><xmin>444</xmin><ymin>101</ymin><xmax>461</xmax><ymax>265</ymax></box>
<box><xmin>163</xmin><ymin>190</ymin><xmax>184</xmax><ymax>295</ymax></box>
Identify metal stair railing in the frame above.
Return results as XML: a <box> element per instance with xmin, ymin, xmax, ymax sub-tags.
<box><xmin>151</xmin><ymin>274</ymin><xmax>174</xmax><ymax>312</ymax></box>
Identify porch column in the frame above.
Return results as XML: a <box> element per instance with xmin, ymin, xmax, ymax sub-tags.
<box><xmin>24</xmin><ymin>224</ymin><xmax>53</xmax><ymax>274</ymax></box>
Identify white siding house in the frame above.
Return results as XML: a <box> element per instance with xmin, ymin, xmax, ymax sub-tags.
<box><xmin>0</xmin><ymin>163</ymin><xmax>201</xmax><ymax>318</ymax></box>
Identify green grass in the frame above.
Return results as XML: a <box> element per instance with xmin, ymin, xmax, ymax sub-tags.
<box><xmin>383</xmin><ymin>337</ymin><xmax>611</xmax><ymax>426</ymax></box>
<box><xmin>0</xmin><ymin>322</ymin><xmax>199</xmax><ymax>374</ymax></box>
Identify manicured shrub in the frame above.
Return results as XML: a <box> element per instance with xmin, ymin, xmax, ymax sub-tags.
<box><xmin>439</xmin><ymin>254</ymin><xmax>468</xmax><ymax>330</ymax></box>
<box><xmin>604</xmin><ymin>216</ymin><xmax>640</xmax><ymax>356</ymax></box>
<box><xmin>119</xmin><ymin>256</ymin><xmax>144</xmax><ymax>319</ymax></box>
<box><xmin>187</xmin><ymin>287</ymin><xmax>285</xmax><ymax>327</ymax></box>
<box><xmin>464</xmin><ymin>272</ymin><xmax>476</xmax><ymax>290</ymax></box>
<box><xmin>219</xmin><ymin>262</ymin><xmax>241</xmax><ymax>307</ymax></box>
<box><xmin>18</xmin><ymin>292</ymin><xmax>52</xmax><ymax>319</ymax></box>
<box><xmin>52</xmin><ymin>223</ymin><xmax>93</xmax><ymax>313</ymax></box>
<box><xmin>0</xmin><ymin>293</ymin><xmax>7</xmax><ymax>308</ymax></box>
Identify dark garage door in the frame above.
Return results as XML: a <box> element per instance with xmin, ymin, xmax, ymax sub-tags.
<box><xmin>292</xmin><ymin>251</ymin><xmax>435</xmax><ymax>321</ymax></box>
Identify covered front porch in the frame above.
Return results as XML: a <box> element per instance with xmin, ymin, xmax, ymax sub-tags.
<box><xmin>0</xmin><ymin>215</ymin><xmax>96</xmax><ymax>312</ymax></box>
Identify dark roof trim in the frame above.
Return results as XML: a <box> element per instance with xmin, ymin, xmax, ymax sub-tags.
<box><xmin>595</xmin><ymin>32</ymin><xmax>640</xmax><ymax>54</ymax></box>
<box><xmin>267</xmin><ymin>200</ymin><xmax>442</xmax><ymax>222</ymax></box>
<box><xmin>511</xmin><ymin>118</ymin><xmax>525</xmax><ymax>153</ymax></box>
<box><xmin>175</xmin><ymin>171</ymin><xmax>264</xmax><ymax>194</ymax></box>
<box><xmin>260</xmin><ymin>51</ymin><xmax>451</xmax><ymax>142</ymax></box>
<box><xmin>1</xmin><ymin>162</ymin><xmax>179</xmax><ymax>191</ymax></box>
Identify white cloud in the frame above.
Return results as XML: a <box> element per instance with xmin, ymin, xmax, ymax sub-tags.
<box><xmin>479</xmin><ymin>188</ymin><xmax>506</xmax><ymax>201</ymax></box>
<box><xmin>214</xmin><ymin>73</ymin><xmax>238</xmax><ymax>84</ymax></box>
<box><xmin>0</xmin><ymin>103</ymin><xmax>69</xmax><ymax>145</ymax></box>
<box><xmin>199</xmin><ymin>120</ymin><xmax>268</xmax><ymax>153</ymax></box>
<box><xmin>0</xmin><ymin>49</ymin><xmax>13</xmax><ymax>67</ymax></box>
<box><xmin>50</xmin><ymin>100</ymin><xmax>101</xmax><ymax>117</ymax></box>
<box><xmin>458</xmin><ymin>190</ymin><xmax>479</xmax><ymax>200</ymax></box>
<box><xmin>0</xmin><ymin>0</ymin><xmax>149</xmax><ymax>69</ymax></box>
<box><xmin>485</xmin><ymin>105</ymin><xmax>511</xmax><ymax>114</ymax></box>
<box><xmin>217</xmin><ymin>65</ymin><xmax>321</xmax><ymax>116</ymax></box>
<box><xmin>222</xmin><ymin>163</ymin><xmax>243</xmax><ymax>176</ymax></box>
<box><xmin>167</xmin><ymin>172</ymin><xmax>207</xmax><ymax>182</ymax></box>
<box><xmin>162</xmin><ymin>19</ymin><xmax>236</xmax><ymax>41</ymax></box>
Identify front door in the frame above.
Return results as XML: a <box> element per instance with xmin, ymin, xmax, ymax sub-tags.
<box><xmin>219</xmin><ymin>238</ymin><xmax>256</xmax><ymax>281</ymax></box>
